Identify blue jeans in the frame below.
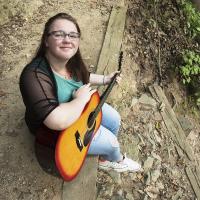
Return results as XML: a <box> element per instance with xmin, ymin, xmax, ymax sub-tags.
<box><xmin>88</xmin><ymin>103</ymin><xmax>123</xmax><ymax>162</ymax></box>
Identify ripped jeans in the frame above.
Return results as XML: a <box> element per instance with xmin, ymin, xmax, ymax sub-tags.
<box><xmin>88</xmin><ymin>103</ymin><xmax>123</xmax><ymax>162</ymax></box>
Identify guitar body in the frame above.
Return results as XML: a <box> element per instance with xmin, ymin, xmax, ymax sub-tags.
<box><xmin>55</xmin><ymin>91</ymin><xmax>102</xmax><ymax>181</ymax></box>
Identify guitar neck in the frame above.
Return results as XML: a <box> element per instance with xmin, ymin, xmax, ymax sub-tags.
<box><xmin>89</xmin><ymin>51</ymin><xmax>123</xmax><ymax>124</ymax></box>
<box><xmin>90</xmin><ymin>74</ymin><xmax>118</xmax><ymax>122</ymax></box>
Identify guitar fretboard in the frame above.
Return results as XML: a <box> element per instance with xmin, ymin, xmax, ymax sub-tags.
<box><xmin>89</xmin><ymin>51</ymin><xmax>123</xmax><ymax>124</ymax></box>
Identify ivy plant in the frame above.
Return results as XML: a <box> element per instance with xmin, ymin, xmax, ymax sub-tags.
<box><xmin>179</xmin><ymin>50</ymin><xmax>200</xmax><ymax>105</ymax></box>
<box><xmin>181</xmin><ymin>0</ymin><xmax>200</xmax><ymax>38</ymax></box>
<box><xmin>180</xmin><ymin>50</ymin><xmax>200</xmax><ymax>84</ymax></box>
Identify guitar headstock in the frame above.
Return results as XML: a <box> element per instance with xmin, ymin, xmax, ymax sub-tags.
<box><xmin>118</xmin><ymin>51</ymin><xmax>123</xmax><ymax>71</ymax></box>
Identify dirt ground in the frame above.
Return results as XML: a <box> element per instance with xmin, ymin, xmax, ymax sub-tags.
<box><xmin>0</xmin><ymin>0</ymin><xmax>200</xmax><ymax>200</ymax></box>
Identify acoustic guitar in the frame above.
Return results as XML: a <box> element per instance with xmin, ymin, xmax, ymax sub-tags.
<box><xmin>55</xmin><ymin>52</ymin><xmax>123</xmax><ymax>181</ymax></box>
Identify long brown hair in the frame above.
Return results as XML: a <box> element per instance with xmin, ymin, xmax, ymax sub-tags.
<box><xmin>34</xmin><ymin>13</ymin><xmax>89</xmax><ymax>84</ymax></box>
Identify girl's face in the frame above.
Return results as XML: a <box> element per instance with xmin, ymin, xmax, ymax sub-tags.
<box><xmin>45</xmin><ymin>19</ymin><xmax>80</xmax><ymax>62</ymax></box>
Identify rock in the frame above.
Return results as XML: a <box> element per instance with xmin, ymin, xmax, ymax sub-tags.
<box><xmin>143</xmin><ymin>157</ymin><xmax>154</xmax><ymax>173</ymax></box>
<box><xmin>170</xmin><ymin>168</ymin><xmax>182</xmax><ymax>179</ymax></box>
<box><xmin>156</xmin><ymin>182</ymin><xmax>164</xmax><ymax>190</ymax></box>
<box><xmin>131</xmin><ymin>97</ymin><xmax>138</xmax><ymax>107</ymax></box>
<box><xmin>153</xmin><ymin>130</ymin><xmax>162</xmax><ymax>144</ymax></box>
<box><xmin>111</xmin><ymin>194</ymin><xmax>124</xmax><ymax>200</ymax></box>
<box><xmin>138</xmin><ymin>190</ymin><xmax>145</xmax><ymax>195</ymax></box>
<box><xmin>143</xmin><ymin>195</ymin><xmax>148</xmax><ymax>200</ymax></box>
<box><xmin>178</xmin><ymin>115</ymin><xmax>194</xmax><ymax>136</ymax></box>
<box><xmin>106</xmin><ymin>171</ymin><xmax>122</xmax><ymax>185</ymax></box>
<box><xmin>172</xmin><ymin>189</ymin><xmax>183</xmax><ymax>200</ymax></box>
<box><xmin>140</xmin><ymin>116</ymin><xmax>148</xmax><ymax>123</ymax></box>
<box><xmin>129</xmin><ymin>173</ymin><xmax>137</xmax><ymax>181</ymax></box>
<box><xmin>6</xmin><ymin>128</ymin><xmax>19</xmax><ymax>137</ymax></box>
<box><xmin>117</xmin><ymin>189</ymin><xmax>123</xmax><ymax>196</ymax></box>
<box><xmin>104</xmin><ymin>185</ymin><xmax>114</xmax><ymax>197</ymax></box>
<box><xmin>145</xmin><ymin>185</ymin><xmax>159</xmax><ymax>199</ymax></box>
<box><xmin>187</xmin><ymin>130</ymin><xmax>199</xmax><ymax>147</ymax></box>
<box><xmin>151</xmin><ymin>152</ymin><xmax>162</xmax><ymax>161</ymax></box>
<box><xmin>151</xmin><ymin>169</ymin><xmax>161</xmax><ymax>182</ymax></box>
<box><xmin>126</xmin><ymin>192</ymin><xmax>135</xmax><ymax>200</ymax></box>
<box><xmin>154</xmin><ymin>111</ymin><xmax>163</xmax><ymax>121</ymax></box>
<box><xmin>138</xmin><ymin>94</ymin><xmax>157</xmax><ymax>110</ymax></box>
<box><xmin>43</xmin><ymin>188</ymin><xmax>47</xmax><ymax>193</ymax></box>
<box><xmin>145</xmin><ymin>171</ymin><xmax>151</xmax><ymax>185</ymax></box>
<box><xmin>147</xmin><ymin>123</ymin><xmax>153</xmax><ymax>133</ymax></box>
<box><xmin>52</xmin><ymin>194</ymin><xmax>61</xmax><ymax>200</ymax></box>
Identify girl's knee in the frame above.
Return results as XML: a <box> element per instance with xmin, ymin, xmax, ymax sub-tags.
<box><xmin>108</xmin><ymin>134</ymin><xmax>119</xmax><ymax>148</ymax></box>
<box><xmin>104</xmin><ymin>135</ymin><xmax>120</xmax><ymax>155</ymax></box>
<box><xmin>104</xmin><ymin>136</ymin><xmax>121</xmax><ymax>161</ymax></box>
<box><xmin>102</xmin><ymin>104</ymin><xmax>121</xmax><ymax>134</ymax></box>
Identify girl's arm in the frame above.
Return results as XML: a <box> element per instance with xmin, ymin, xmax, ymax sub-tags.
<box><xmin>89</xmin><ymin>71</ymin><xmax>121</xmax><ymax>86</ymax></box>
<box><xmin>43</xmin><ymin>84</ymin><xmax>96</xmax><ymax>130</ymax></box>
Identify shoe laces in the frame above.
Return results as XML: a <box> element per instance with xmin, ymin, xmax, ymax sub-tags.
<box><xmin>123</xmin><ymin>153</ymin><xmax>127</xmax><ymax>160</ymax></box>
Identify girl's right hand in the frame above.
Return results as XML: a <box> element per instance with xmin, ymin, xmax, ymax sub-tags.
<box><xmin>73</xmin><ymin>83</ymin><xmax>96</xmax><ymax>104</ymax></box>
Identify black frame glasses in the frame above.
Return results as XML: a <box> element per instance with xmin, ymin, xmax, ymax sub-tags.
<box><xmin>47</xmin><ymin>30</ymin><xmax>80</xmax><ymax>40</ymax></box>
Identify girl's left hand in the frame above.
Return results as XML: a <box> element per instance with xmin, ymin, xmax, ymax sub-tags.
<box><xmin>104</xmin><ymin>71</ymin><xmax>122</xmax><ymax>85</ymax></box>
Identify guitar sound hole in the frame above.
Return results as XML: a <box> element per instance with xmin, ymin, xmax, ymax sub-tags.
<box><xmin>75</xmin><ymin>131</ymin><xmax>83</xmax><ymax>152</ymax></box>
<box><xmin>83</xmin><ymin>121</ymin><xmax>96</xmax><ymax>146</ymax></box>
<box><xmin>87</xmin><ymin>111</ymin><xmax>95</xmax><ymax>128</ymax></box>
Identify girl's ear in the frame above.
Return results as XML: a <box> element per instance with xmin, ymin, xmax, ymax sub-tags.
<box><xmin>45</xmin><ymin>38</ymin><xmax>49</xmax><ymax>47</ymax></box>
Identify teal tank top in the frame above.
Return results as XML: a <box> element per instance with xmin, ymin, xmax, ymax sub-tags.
<box><xmin>53</xmin><ymin>72</ymin><xmax>83</xmax><ymax>103</ymax></box>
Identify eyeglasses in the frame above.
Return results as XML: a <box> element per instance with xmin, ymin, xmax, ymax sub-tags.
<box><xmin>47</xmin><ymin>30</ymin><xmax>80</xmax><ymax>40</ymax></box>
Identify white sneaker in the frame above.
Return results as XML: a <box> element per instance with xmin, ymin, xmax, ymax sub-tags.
<box><xmin>98</xmin><ymin>160</ymin><xmax>128</xmax><ymax>172</ymax></box>
<box><xmin>121</xmin><ymin>154</ymin><xmax>141</xmax><ymax>172</ymax></box>
<box><xmin>98</xmin><ymin>154</ymin><xmax>141</xmax><ymax>173</ymax></box>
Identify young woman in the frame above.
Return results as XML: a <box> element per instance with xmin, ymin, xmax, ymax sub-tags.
<box><xmin>19</xmin><ymin>13</ymin><xmax>141</xmax><ymax>175</ymax></box>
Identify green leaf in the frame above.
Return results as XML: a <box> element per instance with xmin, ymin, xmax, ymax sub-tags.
<box><xmin>187</xmin><ymin>77</ymin><xmax>191</xmax><ymax>83</ymax></box>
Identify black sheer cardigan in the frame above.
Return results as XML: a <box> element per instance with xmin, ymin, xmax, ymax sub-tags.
<box><xmin>20</xmin><ymin>57</ymin><xmax>64</xmax><ymax>175</ymax></box>
<box><xmin>19</xmin><ymin>57</ymin><xmax>59</xmax><ymax>136</ymax></box>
